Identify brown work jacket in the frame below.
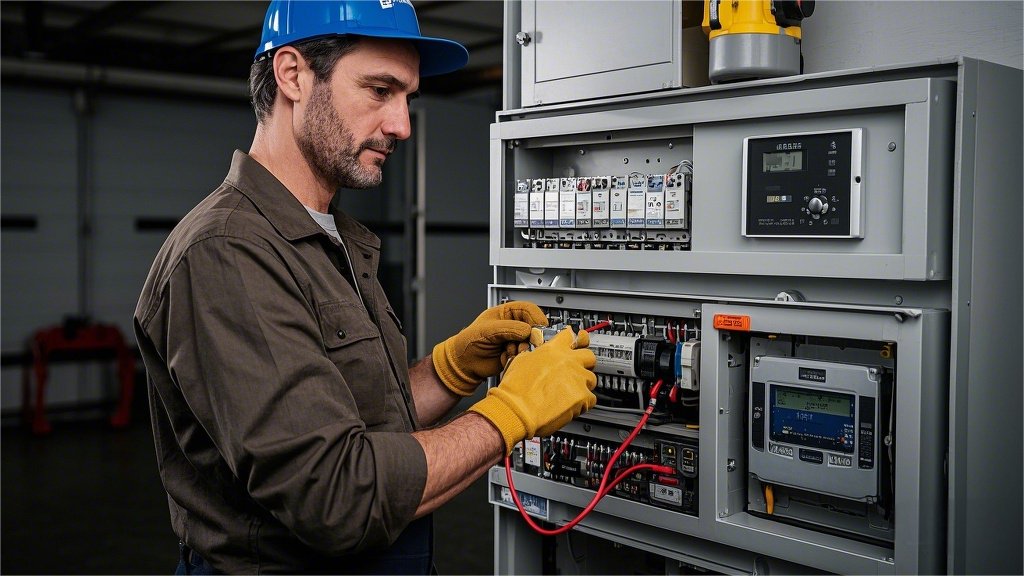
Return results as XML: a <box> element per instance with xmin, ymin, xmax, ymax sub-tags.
<box><xmin>134</xmin><ymin>150</ymin><xmax>427</xmax><ymax>573</ymax></box>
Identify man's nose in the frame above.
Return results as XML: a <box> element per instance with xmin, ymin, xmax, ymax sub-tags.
<box><xmin>382</xmin><ymin>99</ymin><xmax>412</xmax><ymax>141</ymax></box>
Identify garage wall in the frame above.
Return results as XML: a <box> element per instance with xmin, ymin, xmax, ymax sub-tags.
<box><xmin>1</xmin><ymin>86</ymin><xmax>254</xmax><ymax>412</ymax></box>
<box><xmin>803</xmin><ymin>1</ymin><xmax>1022</xmax><ymax>72</ymax></box>
<box><xmin>1</xmin><ymin>84</ymin><xmax>495</xmax><ymax>416</ymax></box>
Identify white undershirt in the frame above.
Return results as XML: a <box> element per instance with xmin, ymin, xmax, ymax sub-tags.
<box><xmin>304</xmin><ymin>206</ymin><xmax>364</xmax><ymax>305</ymax></box>
<box><xmin>304</xmin><ymin>206</ymin><xmax>343</xmax><ymax>244</ymax></box>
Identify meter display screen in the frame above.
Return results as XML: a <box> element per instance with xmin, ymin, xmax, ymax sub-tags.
<box><xmin>763</xmin><ymin>150</ymin><xmax>804</xmax><ymax>172</ymax></box>
<box><xmin>769</xmin><ymin>385</ymin><xmax>855</xmax><ymax>453</ymax></box>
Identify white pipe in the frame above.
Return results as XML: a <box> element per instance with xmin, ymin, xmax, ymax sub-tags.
<box><xmin>1</xmin><ymin>57</ymin><xmax>249</xmax><ymax>99</ymax></box>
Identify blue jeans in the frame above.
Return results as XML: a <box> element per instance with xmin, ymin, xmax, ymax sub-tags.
<box><xmin>171</xmin><ymin>515</ymin><xmax>432</xmax><ymax>574</ymax></box>
<box><xmin>175</xmin><ymin>541</ymin><xmax>218</xmax><ymax>575</ymax></box>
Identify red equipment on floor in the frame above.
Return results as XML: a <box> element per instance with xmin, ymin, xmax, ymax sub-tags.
<box><xmin>23</xmin><ymin>320</ymin><xmax>135</xmax><ymax>435</ymax></box>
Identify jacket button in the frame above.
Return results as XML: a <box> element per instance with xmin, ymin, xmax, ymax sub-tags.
<box><xmin>361</xmin><ymin>272</ymin><xmax>369</xmax><ymax>278</ymax></box>
<box><xmin>336</xmin><ymin>329</ymin><xmax>346</xmax><ymax>339</ymax></box>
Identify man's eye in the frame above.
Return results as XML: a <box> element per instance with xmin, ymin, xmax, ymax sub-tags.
<box><xmin>373</xmin><ymin>86</ymin><xmax>390</xmax><ymax>98</ymax></box>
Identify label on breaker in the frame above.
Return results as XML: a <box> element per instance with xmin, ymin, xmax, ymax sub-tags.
<box><xmin>529</xmin><ymin>179</ymin><xmax>545</xmax><ymax>228</ymax></box>
<box><xmin>589</xmin><ymin>333</ymin><xmax>638</xmax><ymax>378</ymax></box>
<box><xmin>524</xmin><ymin>437</ymin><xmax>541</xmax><ymax>467</ymax></box>
<box><xmin>544</xmin><ymin>178</ymin><xmax>560</xmax><ymax>228</ymax></box>
<box><xmin>627</xmin><ymin>173</ymin><xmax>647</xmax><ymax>228</ymax></box>
<box><xmin>592</xmin><ymin>177</ymin><xmax>610</xmax><ymax>227</ymax></box>
<box><xmin>575</xmin><ymin>177</ymin><xmax>593</xmax><ymax>228</ymax></box>
<box><xmin>610</xmin><ymin>176</ymin><xmax>628</xmax><ymax>228</ymax></box>
<box><xmin>559</xmin><ymin>177</ymin><xmax>576</xmax><ymax>228</ymax></box>
<box><xmin>645</xmin><ymin>174</ymin><xmax>665</xmax><ymax>228</ymax></box>
<box><xmin>665</xmin><ymin>172</ymin><xmax>687</xmax><ymax>229</ymax></box>
<box><xmin>650</xmin><ymin>483</ymin><xmax>683</xmax><ymax>505</ymax></box>
<box><xmin>514</xmin><ymin>179</ymin><xmax>530</xmax><ymax>228</ymax></box>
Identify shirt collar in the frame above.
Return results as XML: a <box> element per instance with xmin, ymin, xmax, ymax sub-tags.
<box><xmin>224</xmin><ymin>150</ymin><xmax>381</xmax><ymax>250</ymax></box>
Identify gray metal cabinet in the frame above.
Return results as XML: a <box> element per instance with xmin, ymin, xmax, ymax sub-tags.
<box><xmin>512</xmin><ymin>0</ymin><xmax>705</xmax><ymax>107</ymax></box>
<box><xmin>486</xmin><ymin>58</ymin><xmax>1022</xmax><ymax>574</ymax></box>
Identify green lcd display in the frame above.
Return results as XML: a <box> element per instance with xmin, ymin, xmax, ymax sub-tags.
<box><xmin>774</xmin><ymin>387</ymin><xmax>851</xmax><ymax>417</ymax></box>
<box><xmin>762</xmin><ymin>150</ymin><xmax>804</xmax><ymax>172</ymax></box>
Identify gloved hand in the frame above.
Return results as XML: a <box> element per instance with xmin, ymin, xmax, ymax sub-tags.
<box><xmin>432</xmin><ymin>301</ymin><xmax>548</xmax><ymax>396</ymax></box>
<box><xmin>469</xmin><ymin>327</ymin><xmax>597</xmax><ymax>454</ymax></box>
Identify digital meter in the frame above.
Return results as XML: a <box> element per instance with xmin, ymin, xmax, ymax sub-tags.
<box><xmin>742</xmin><ymin>129</ymin><xmax>863</xmax><ymax>238</ymax></box>
<box><xmin>749</xmin><ymin>356</ymin><xmax>882</xmax><ymax>501</ymax></box>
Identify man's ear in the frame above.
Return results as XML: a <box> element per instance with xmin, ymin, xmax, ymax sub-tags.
<box><xmin>273</xmin><ymin>46</ymin><xmax>305</xmax><ymax>103</ymax></box>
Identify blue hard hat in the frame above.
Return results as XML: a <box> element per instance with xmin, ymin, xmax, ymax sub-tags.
<box><xmin>255</xmin><ymin>0</ymin><xmax>469</xmax><ymax>77</ymax></box>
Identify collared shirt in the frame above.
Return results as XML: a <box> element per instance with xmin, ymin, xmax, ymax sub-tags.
<box><xmin>134</xmin><ymin>150</ymin><xmax>427</xmax><ymax>573</ymax></box>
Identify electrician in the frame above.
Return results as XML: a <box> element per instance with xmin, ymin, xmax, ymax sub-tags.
<box><xmin>133</xmin><ymin>1</ymin><xmax>597</xmax><ymax>573</ymax></box>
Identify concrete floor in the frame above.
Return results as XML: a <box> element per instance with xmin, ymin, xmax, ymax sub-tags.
<box><xmin>1</xmin><ymin>405</ymin><xmax>494</xmax><ymax>575</ymax></box>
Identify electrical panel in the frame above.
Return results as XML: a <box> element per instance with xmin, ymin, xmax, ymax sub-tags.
<box><xmin>487</xmin><ymin>57</ymin><xmax>1022</xmax><ymax>575</ymax></box>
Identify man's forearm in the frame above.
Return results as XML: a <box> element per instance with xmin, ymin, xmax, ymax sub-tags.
<box><xmin>409</xmin><ymin>355</ymin><xmax>464</xmax><ymax>426</ymax></box>
<box><xmin>411</xmin><ymin>412</ymin><xmax>504</xmax><ymax>518</ymax></box>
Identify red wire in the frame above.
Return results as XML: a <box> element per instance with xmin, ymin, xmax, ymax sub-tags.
<box><xmin>584</xmin><ymin>320</ymin><xmax>611</xmax><ymax>333</ymax></box>
<box><xmin>504</xmin><ymin>379</ymin><xmax>665</xmax><ymax>536</ymax></box>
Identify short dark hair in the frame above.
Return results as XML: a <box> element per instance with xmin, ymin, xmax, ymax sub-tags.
<box><xmin>249</xmin><ymin>36</ymin><xmax>361</xmax><ymax>123</ymax></box>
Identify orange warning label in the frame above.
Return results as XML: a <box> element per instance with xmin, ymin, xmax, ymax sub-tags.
<box><xmin>713</xmin><ymin>314</ymin><xmax>751</xmax><ymax>331</ymax></box>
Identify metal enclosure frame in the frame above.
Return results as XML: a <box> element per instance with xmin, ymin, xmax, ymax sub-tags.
<box><xmin>486</xmin><ymin>57</ymin><xmax>1022</xmax><ymax>575</ymax></box>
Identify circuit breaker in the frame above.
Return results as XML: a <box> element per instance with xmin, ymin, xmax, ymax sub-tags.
<box><xmin>486</xmin><ymin>57</ymin><xmax>1022</xmax><ymax>576</ymax></box>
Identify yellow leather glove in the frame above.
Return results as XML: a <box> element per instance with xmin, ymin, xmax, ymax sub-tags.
<box><xmin>432</xmin><ymin>301</ymin><xmax>548</xmax><ymax>396</ymax></box>
<box><xmin>469</xmin><ymin>327</ymin><xmax>597</xmax><ymax>454</ymax></box>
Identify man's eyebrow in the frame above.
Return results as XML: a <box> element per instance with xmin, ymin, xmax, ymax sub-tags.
<box><xmin>360</xmin><ymin>73</ymin><xmax>418</xmax><ymax>95</ymax></box>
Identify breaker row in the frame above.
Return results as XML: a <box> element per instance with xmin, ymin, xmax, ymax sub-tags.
<box><xmin>513</xmin><ymin>170</ymin><xmax>692</xmax><ymax>249</ymax></box>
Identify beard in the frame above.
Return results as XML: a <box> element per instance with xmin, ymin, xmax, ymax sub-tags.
<box><xmin>297</xmin><ymin>81</ymin><xmax>396</xmax><ymax>190</ymax></box>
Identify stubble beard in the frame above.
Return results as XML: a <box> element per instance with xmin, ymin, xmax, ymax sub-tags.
<box><xmin>298</xmin><ymin>81</ymin><xmax>396</xmax><ymax>190</ymax></box>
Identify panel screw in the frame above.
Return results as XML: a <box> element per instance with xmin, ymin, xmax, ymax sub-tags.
<box><xmin>623</xmin><ymin>158</ymin><xmax>629</xmax><ymax>164</ymax></box>
<box><xmin>556</xmin><ymin>296</ymin><xmax>564</xmax><ymax>303</ymax></box>
<box><xmin>887</xmin><ymin>142</ymin><xmax>897</xmax><ymax>152</ymax></box>
<box><xmin>894</xmin><ymin>295</ymin><xmax>903</xmax><ymax>305</ymax></box>
<box><xmin>727</xmin><ymin>459</ymin><xmax>736</xmax><ymax>472</ymax></box>
<box><xmin>578</xmin><ymin>149</ymin><xmax>586</xmax><ymax>155</ymax></box>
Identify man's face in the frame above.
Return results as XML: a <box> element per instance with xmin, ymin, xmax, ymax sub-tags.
<box><xmin>297</xmin><ymin>37</ymin><xmax>420</xmax><ymax>190</ymax></box>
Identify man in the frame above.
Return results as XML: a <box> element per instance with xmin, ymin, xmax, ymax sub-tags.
<box><xmin>133</xmin><ymin>1</ymin><xmax>598</xmax><ymax>573</ymax></box>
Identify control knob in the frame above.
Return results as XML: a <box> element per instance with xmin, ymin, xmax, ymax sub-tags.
<box><xmin>808</xmin><ymin>196</ymin><xmax>830</xmax><ymax>217</ymax></box>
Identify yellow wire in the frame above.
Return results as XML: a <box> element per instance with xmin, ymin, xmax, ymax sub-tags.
<box><xmin>765</xmin><ymin>483</ymin><xmax>774</xmax><ymax>515</ymax></box>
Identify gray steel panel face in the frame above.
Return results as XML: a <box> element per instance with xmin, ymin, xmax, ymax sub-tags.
<box><xmin>490</xmin><ymin>78</ymin><xmax>956</xmax><ymax>280</ymax></box>
<box><xmin>502</xmin><ymin>0</ymin><xmax>523</xmax><ymax>111</ymax></box>
<box><xmin>703</xmin><ymin>303</ymin><xmax>947</xmax><ymax>574</ymax></box>
<box><xmin>519</xmin><ymin>1</ymin><xmax>682</xmax><ymax>107</ymax></box>
<box><xmin>493</xmin><ymin>483</ymin><xmax>818</xmax><ymax>575</ymax></box>
<box><xmin>489</xmin><ymin>285</ymin><xmax>943</xmax><ymax>572</ymax></box>
<box><xmin>490</xmin><ymin>60</ymin><xmax>1021</xmax><ymax>574</ymax></box>
<box><xmin>748</xmin><ymin>357</ymin><xmax>881</xmax><ymax>501</ymax></box>
<box><xmin>947</xmin><ymin>59</ymin><xmax>1024</xmax><ymax>576</ymax></box>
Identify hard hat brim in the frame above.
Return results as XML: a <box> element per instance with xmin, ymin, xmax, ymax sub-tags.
<box><xmin>256</xmin><ymin>31</ymin><xmax>469</xmax><ymax>78</ymax></box>
<box><xmin>360</xmin><ymin>29</ymin><xmax>469</xmax><ymax>77</ymax></box>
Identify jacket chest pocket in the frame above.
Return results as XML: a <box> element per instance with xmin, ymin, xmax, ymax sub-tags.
<box><xmin>317</xmin><ymin>301</ymin><xmax>390</xmax><ymax>427</ymax></box>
